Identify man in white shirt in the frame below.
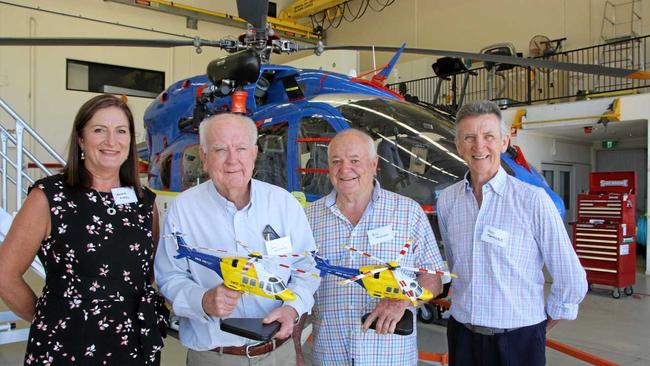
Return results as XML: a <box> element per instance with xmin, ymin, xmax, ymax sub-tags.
<box><xmin>155</xmin><ymin>113</ymin><xmax>319</xmax><ymax>366</ymax></box>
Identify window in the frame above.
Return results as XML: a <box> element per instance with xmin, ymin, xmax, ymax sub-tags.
<box><xmin>250</xmin><ymin>279</ymin><xmax>257</xmax><ymax>287</ymax></box>
<box><xmin>231</xmin><ymin>259</ymin><xmax>239</xmax><ymax>268</ymax></box>
<box><xmin>67</xmin><ymin>59</ymin><xmax>164</xmax><ymax>98</ymax></box>
<box><xmin>254</xmin><ymin>123</ymin><xmax>288</xmax><ymax>188</ymax></box>
<box><xmin>242</xmin><ymin>277</ymin><xmax>249</xmax><ymax>285</ymax></box>
<box><xmin>297</xmin><ymin>116</ymin><xmax>335</xmax><ymax>196</ymax></box>
<box><xmin>182</xmin><ymin>145</ymin><xmax>209</xmax><ymax>190</ymax></box>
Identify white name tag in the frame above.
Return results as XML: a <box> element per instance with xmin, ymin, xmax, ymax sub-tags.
<box><xmin>481</xmin><ymin>225</ymin><xmax>509</xmax><ymax>247</ymax></box>
<box><xmin>111</xmin><ymin>187</ymin><xmax>138</xmax><ymax>205</ymax></box>
<box><xmin>265</xmin><ymin>236</ymin><xmax>293</xmax><ymax>256</ymax></box>
<box><xmin>367</xmin><ymin>225</ymin><xmax>394</xmax><ymax>246</ymax></box>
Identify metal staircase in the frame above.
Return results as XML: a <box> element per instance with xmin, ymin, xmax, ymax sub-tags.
<box><xmin>0</xmin><ymin>96</ymin><xmax>65</xmax><ymax>345</ymax></box>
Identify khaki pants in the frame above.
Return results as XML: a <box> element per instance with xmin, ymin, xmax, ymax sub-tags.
<box><xmin>187</xmin><ymin>338</ymin><xmax>297</xmax><ymax>366</ymax></box>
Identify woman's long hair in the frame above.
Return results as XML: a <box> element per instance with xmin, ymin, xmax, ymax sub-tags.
<box><xmin>62</xmin><ymin>94</ymin><xmax>142</xmax><ymax>196</ymax></box>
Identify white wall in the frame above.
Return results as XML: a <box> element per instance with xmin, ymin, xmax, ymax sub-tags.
<box><xmin>0</xmin><ymin>0</ymin><xmax>240</xmax><ymax>157</ymax></box>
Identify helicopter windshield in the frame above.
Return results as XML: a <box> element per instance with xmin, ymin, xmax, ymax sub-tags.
<box><xmin>328</xmin><ymin>95</ymin><xmax>468</xmax><ymax>205</ymax></box>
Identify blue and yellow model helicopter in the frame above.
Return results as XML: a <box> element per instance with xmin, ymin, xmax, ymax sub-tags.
<box><xmin>313</xmin><ymin>239</ymin><xmax>455</xmax><ymax>305</ymax></box>
<box><xmin>169</xmin><ymin>230</ymin><xmax>317</xmax><ymax>302</ymax></box>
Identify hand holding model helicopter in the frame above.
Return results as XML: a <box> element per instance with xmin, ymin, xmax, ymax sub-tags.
<box><xmin>169</xmin><ymin>230</ymin><xmax>453</xmax><ymax>309</ymax></box>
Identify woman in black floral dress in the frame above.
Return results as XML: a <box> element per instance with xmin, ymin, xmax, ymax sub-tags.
<box><xmin>0</xmin><ymin>94</ymin><xmax>166</xmax><ymax>365</ymax></box>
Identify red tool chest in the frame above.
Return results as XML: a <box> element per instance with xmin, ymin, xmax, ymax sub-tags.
<box><xmin>572</xmin><ymin>171</ymin><xmax>636</xmax><ymax>298</ymax></box>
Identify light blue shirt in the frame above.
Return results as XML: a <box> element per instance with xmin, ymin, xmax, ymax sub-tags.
<box><xmin>437</xmin><ymin>167</ymin><xmax>587</xmax><ymax>329</ymax></box>
<box><xmin>155</xmin><ymin>179</ymin><xmax>320</xmax><ymax>351</ymax></box>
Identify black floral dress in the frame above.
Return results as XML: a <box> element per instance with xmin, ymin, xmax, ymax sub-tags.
<box><xmin>24</xmin><ymin>175</ymin><xmax>166</xmax><ymax>365</ymax></box>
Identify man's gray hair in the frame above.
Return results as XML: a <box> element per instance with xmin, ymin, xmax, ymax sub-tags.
<box><xmin>328</xmin><ymin>128</ymin><xmax>377</xmax><ymax>159</ymax></box>
<box><xmin>455</xmin><ymin>100</ymin><xmax>509</xmax><ymax>138</ymax></box>
<box><xmin>199</xmin><ymin>113</ymin><xmax>258</xmax><ymax>149</ymax></box>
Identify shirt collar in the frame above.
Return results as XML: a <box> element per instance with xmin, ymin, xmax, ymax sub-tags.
<box><xmin>463</xmin><ymin>167</ymin><xmax>507</xmax><ymax>196</ymax></box>
<box><xmin>207</xmin><ymin>179</ymin><xmax>254</xmax><ymax>213</ymax></box>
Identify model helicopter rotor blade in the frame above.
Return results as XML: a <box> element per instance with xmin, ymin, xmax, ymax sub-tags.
<box><xmin>190</xmin><ymin>246</ymin><xmax>237</xmax><ymax>257</ymax></box>
<box><xmin>399</xmin><ymin>265</ymin><xmax>457</xmax><ymax>278</ymax></box>
<box><xmin>277</xmin><ymin>263</ymin><xmax>320</xmax><ymax>278</ymax></box>
<box><xmin>276</xmin><ymin>251</ymin><xmax>314</xmax><ymax>259</ymax></box>
<box><xmin>396</xmin><ymin>239</ymin><xmax>415</xmax><ymax>265</ymax></box>
<box><xmin>343</xmin><ymin>245</ymin><xmax>391</xmax><ymax>266</ymax></box>
<box><xmin>308</xmin><ymin>44</ymin><xmax>650</xmax><ymax>80</ymax></box>
<box><xmin>241</xmin><ymin>257</ymin><xmax>258</xmax><ymax>273</ymax></box>
<box><xmin>339</xmin><ymin>266</ymin><xmax>389</xmax><ymax>285</ymax></box>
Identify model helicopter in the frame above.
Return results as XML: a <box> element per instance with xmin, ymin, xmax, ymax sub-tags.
<box><xmin>169</xmin><ymin>230</ymin><xmax>317</xmax><ymax>301</ymax></box>
<box><xmin>4</xmin><ymin>0</ymin><xmax>649</xmax><ymax>219</ymax></box>
<box><xmin>313</xmin><ymin>239</ymin><xmax>455</xmax><ymax>306</ymax></box>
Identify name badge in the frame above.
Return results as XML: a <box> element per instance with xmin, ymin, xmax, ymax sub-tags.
<box><xmin>265</xmin><ymin>236</ymin><xmax>293</xmax><ymax>256</ymax></box>
<box><xmin>111</xmin><ymin>187</ymin><xmax>138</xmax><ymax>205</ymax></box>
<box><xmin>367</xmin><ymin>225</ymin><xmax>394</xmax><ymax>246</ymax></box>
<box><xmin>481</xmin><ymin>225</ymin><xmax>508</xmax><ymax>247</ymax></box>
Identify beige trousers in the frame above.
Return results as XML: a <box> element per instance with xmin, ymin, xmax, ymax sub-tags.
<box><xmin>186</xmin><ymin>338</ymin><xmax>297</xmax><ymax>366</ymax></box>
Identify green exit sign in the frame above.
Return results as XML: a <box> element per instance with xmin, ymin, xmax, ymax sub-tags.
<box><xmin>602</xmin><ymin>140</ymin><xmax>618</xmax><ymax>149</ymax></box>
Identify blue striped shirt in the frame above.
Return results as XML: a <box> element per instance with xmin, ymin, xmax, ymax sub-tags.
<box><xmin>437</xmin><ymin>167</ymin><xmax>587</xmax><ymax>329</ymax></box>
<box><xmin>306</xmin><ymin>183</ymin><xmax>444</xmax><ymax>366</ymax></box>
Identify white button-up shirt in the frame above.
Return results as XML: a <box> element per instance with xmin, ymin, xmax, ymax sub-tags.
<box><xmin>437</xmin><ymin>167</ymin><xmax>587</xmax><ymax>329</ymax></box>
<box><xmin>155</xmin><ymin>179</ymin><xmax>320</xmax><ymax>350</ymax></box>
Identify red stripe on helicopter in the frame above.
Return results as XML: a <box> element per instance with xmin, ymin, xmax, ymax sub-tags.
<box><xmin>296</xmin><ymin>168</ymin><xmax>329</xmax><ymax>174</ymax></box>
<box><xmin>295</xmin><ymin>137</ymin><xmax>333</xmax><ymax>143</ymax></box>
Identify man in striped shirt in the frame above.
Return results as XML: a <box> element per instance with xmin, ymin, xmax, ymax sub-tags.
<box><xmin>306</xmin><ymin>129</ymin><xmax>444</xmax><ymax>366</ymax></box>
<box><xmin>437</xmin><ymin>100</ymin><xmax>587</xmax><ymax>365</ymax></box>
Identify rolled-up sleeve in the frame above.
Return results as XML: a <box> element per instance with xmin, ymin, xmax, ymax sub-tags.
<box><xmin>534</xmin><ymin>189</ymin><xmax>588</xmax><ymax>320</ymax></box>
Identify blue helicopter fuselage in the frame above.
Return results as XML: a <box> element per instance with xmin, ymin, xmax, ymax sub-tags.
<box><xmin>143</xmin><ymin>63</ymin><xmax>565</xmax><ymax>218</ymax></box>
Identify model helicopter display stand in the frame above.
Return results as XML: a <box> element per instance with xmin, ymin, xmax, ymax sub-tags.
<box><xmin>571</xmin><ymin>171</ymin><xmax>637</xmax><ymax>299</ymax></box>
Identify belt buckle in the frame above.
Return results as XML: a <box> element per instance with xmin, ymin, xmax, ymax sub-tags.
<box><xmin>245</xmin><ymin>339</ymin><xmax>275</xmax><ymax>359</ymax></box>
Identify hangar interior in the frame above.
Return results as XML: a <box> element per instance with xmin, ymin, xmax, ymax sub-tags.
<box><xmin>0</xmin><ymin>0</ymin><xmax>649</xmax><ymax>365</ymax></box>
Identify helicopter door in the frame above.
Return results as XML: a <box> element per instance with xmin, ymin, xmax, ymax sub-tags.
<box><xmin>293</xmin><ymin>114</ymin><xmax>338</xmax><ymax>201</ymax></box>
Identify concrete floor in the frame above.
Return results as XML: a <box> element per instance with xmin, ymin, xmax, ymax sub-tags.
<box><xmin>2</xmin><ymin>261</ymin><xmax>649</xmax><ymax>365</ymax></box>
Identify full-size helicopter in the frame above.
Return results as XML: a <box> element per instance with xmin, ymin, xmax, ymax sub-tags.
<box><xmin>3</xmin><ymin>0</ymin><xmax>649</xmax><ymax>220</ymax></box>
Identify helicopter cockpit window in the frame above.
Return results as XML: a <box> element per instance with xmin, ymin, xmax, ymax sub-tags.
<box><xmin>181</xmin><ymin>144</ymin><xmax>209</xmax><ymax>191</ymax></box>
<box><xmin>254</xmin><ymin>123</ymin><xmax>288</xmax><ymax>188</ymax></box>
<box><xmin>335</xmin><ymin>97</ymin><xmax>468</xmax><ymax>206</ymax></box>
<box><xmin>297</xmin><ymin>116</ymin><xmax>335</xmax><ymax>196</ymax></box>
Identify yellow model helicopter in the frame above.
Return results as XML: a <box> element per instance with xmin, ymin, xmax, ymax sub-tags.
<box><xmin>313</xmin><ymin>239</ymin><xmax>455</xmax><ymax>305</ymax></box>
<box><xmin>170</xmin><ymin>231</ymin><xmax>317</xmax><ymax>301</ymax></box>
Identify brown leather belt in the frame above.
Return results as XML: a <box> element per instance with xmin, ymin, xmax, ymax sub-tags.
<box><xmin>210</xmin><ymin>337</ymin><xmax>289</xmax><ymax>358</ymax></box>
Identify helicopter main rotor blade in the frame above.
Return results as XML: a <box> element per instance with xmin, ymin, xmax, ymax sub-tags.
<box><xmin>344</xmin><ymin>245</ymin><xmax>391</xmax><ymax>266</ymax></box>
<box><xmin>0</xmin><ymin>37</ymin><xmax>222</xmax><ymax>48</ymax></box>
<box><xmin>399</xmin><ymin>265</ymin><xmax>457</xmax><ymax>278</ymax></box>
<box><xmin>236</xmin><ymin>0</ymin><xmax>268</xmax><ymax>31</ymax></box>
<box><xmin>313</xmin><ymin>45</ymin><xmax>650</xmax><ymax>80</ymax></box>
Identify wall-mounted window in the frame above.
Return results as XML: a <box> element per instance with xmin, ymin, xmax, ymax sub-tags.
<box><xmin>66</xmin><ymin>59</ymin><xmax>164</xmax><ymax>98</ymax></box>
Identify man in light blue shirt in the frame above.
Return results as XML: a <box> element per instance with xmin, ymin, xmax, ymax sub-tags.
<box><xmin>437</xmin><ymin>100</ymin><xmax>587</xmax><ymax>366</ymax></box>
<box><xmin>155</xmin><ymin>114</ymin><xmax>319</xmax><ymax>366</ymax></box>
